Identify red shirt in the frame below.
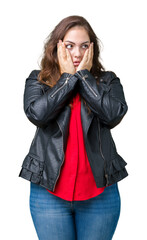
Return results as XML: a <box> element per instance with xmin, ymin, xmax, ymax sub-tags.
<box><xmin>47</xmin><ymin>93</ymin><xmax>105</xmax><ymax>201</ymax></box>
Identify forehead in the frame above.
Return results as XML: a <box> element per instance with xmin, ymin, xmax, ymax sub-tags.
<box><xmin>63</xmin><ymin>26</ymin><xmax>90</xmax><ymax>43</ymax></box>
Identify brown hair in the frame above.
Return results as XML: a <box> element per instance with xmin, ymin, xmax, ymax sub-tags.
<box><xmin>38</xmin><ymin>15</ymin><xmax>105</xmax><ymax>87</ymax></box>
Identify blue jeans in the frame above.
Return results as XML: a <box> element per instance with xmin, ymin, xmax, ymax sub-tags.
<box><xmin>30</xmin><ymin>183</ymin><xmax>121</xmax><ymax>240</ymax></box>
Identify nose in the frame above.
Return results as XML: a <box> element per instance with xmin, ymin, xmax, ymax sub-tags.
<box><xmin>74</xmin><ymin>46</ymin><xmax>82</xmax><ymax>58</ymax></box>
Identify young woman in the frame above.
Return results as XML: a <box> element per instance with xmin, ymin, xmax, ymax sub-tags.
<box><xmin>19</xmin><ymin>15</ymin><xmax>128</xmax><ymax>240</ymax></box>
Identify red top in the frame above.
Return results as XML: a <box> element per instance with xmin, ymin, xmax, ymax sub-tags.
<box><xmin>47</xmin><ymin>93</ymin><xmax>105</xmax><ymax>201</ymax></box>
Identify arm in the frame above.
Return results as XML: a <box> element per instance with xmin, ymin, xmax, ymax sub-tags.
<box><xmin>24</xmin><ymin>70</ymin><xmax>78</xmax><ymax>128</ymax></box>
<box><xmin>75</xmin><ymin>69</ymin><xmax>128</xmax><ymax>128</ymax></box>
<box><xmin>24</xmin><ymin>40</ymin><xmax>78</xmax><ymax>128</ymax></box>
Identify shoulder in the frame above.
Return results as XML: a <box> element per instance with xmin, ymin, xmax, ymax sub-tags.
<box><xmin>99</xmin><ymin>70</ymin><xmax>119</xmax><ymax>85</ymax></box>
<box><xmin>26</xmin><ymin>70</ymin><xmax>41</xmax><ymax>85</ymax></box>
<box><xmin>100</xmin><ymin>70</ymin><xmax>117</xmax><ymax>80</ymax></box>
<box><xmin>25</xmin><ymin>70</ymin><xmax>42</xmax><ymax>89</ymax></box>
<box><xmin>26</xmin><ymin>70</ymin><xmax>50</xmax><ymax>92</ymax></box>
<box><xmin>28</xmin><ymin>69</ymin><xmax>41</xmax><ymax>79</ymax></box>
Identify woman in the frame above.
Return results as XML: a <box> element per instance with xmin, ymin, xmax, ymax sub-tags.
<box><xmin>19</xmin><ymin>15</ymin><xmax>128</xmax><ymax>240</ymax></box>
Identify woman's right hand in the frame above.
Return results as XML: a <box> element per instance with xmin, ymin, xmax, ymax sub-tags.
<box><xmin>57</xmin><ymin>40</ymin><xmax>76</xmax><ymax>75</ymax></box>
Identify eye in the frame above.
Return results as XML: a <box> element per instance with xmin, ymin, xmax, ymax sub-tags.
<box><xmin>81</xmin><ymin>44</ymin><xmax>89</xmax><ymax>49</ymax></box>
<box><xmin>65</xmin><ymin>44</ymin><xmax>73</xmax><ymax>49</ymax></box>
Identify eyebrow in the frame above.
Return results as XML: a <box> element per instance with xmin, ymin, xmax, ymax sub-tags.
<box><xmin>64</xmin><ymin>41</ymin><xmax>90</xmax><ymax>44</ymax></box>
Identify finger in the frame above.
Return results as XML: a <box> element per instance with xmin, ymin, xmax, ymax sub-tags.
<box><xmin>66</xmin><ymin>49</ymin><xmax>72</xmax><ymax>61</ymax></box>
<box><xmin>58</xmin><ymin>43</ymin><xmax>66</xmax><ymax>60</ymax></box>
<box><xmin>83</xmin><ymin>48</ymin><xmax>89</xmax><ymax>62</ymax></box>
<box><xmin>57</xmin><ymin>40</ymin><xmax>63</xmax><ymax>54</ymax></box>
<box><xmin>88</xmin><ymin>43</ymin><xmax>92</xmax><ymax>60</ymax></box>
<box><xmin>57</xmin><ymin>40</ymin><xmax>62</xmax><ymax>52</ymax></box>
<box><xmin>91</xmin><ymin>42</ymin><xmax>94</xmax><ymax>57</ymax></box>
<box><xmin>88</xmin><ymin>43</ymin><xmax>93</xmax><ymax>62</ymax></box>
<box><xmin>57</xmin><ymin>40</ymin><xmax>62</xmax><ymax>50</ymax></box>
<box><xmin>57</xmin><ymin>45</ymin><xmax>64</xmax><ymax>66</ymax></box>
<box><xmin>57</xmin><ymin>43</ymin><xmax>60</xmax><ymax>58</ymax></box>
<box><xmin>57</xmin><ymin>43</ymin><xmax>62</xmax><ymax>59</ymax></box>
<box><xmin>66</xmin><ymin>50</ymin><xmax>75</xmax><ymax>70</ymax></box>
<box><xmin>60</xmin><ymin>42</ymin><xmax>67</xmax><ymax>59</ymax></box>
<box><xmin>66</xmin><ymin>48</ymin><xmax>70</xmax><ymax>59</ymax></box>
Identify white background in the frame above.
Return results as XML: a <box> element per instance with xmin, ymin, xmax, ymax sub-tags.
<box><xmin>0</xmin><ymin>0</ymin><xmax>146</xmax><ymax>239</ymax></box>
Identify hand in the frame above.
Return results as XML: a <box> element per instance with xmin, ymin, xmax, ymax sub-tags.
<box><xmin>57</xmin><ymin>40</ymin><xmax>76</xmax><ymax>75</ymax></box>
<box><xmin>76</xmin><ymin>43</ymin><xmax>93</xmax><ymax>72</ymax></box>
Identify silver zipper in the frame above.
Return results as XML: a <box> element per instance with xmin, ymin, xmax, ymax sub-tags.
<box><xmin>52</xmin><ymin>121</ymin><xmax>65</xmax><ymax>191</ymax></box>
<box><xmin>50</xmin><ymin>76</ymin><xmax>70</xmax><ymax>98</ymax></box>
<box><xmin>97</xmin><ymin>118</ymin><xmax>109</xmax><ymax>186</ymax></box>
<box><xmin>77</xmin><ymin>71</ymin><xmax>98</xmax><ymax>97</ymax></box>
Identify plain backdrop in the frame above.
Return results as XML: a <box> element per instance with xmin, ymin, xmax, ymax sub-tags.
<box><xmin>0</xmin><ymin>0</ymin><xmax>147</xmax><ymax>239</ymax></box>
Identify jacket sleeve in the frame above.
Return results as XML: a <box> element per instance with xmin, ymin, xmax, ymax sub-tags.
<box><xmin>75</xmin><ymin>69</ymin><xmax>128</xmax><ymax>128</ymax></box>
<box><xmin>24</xmin><ymin>70</ymin><xmax>78</xmax><ymax>127</ymax></box>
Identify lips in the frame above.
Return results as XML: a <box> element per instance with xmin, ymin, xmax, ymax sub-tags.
<box><xmin>73</xmin><ymin>61</ymin><xmax>80</xmax><ymax>66</ymax></box>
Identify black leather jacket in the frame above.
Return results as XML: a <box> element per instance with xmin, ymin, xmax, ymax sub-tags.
<box><xmin>19</xmin><ymin>69</ymin><xmax>128</xmax><ymax>191</ymax></box>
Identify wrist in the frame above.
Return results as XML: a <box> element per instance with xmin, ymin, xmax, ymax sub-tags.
<box><xmin>76</xmin><ymin>69</ymin><xmax>90</xmax><ymax>74</ymax></box>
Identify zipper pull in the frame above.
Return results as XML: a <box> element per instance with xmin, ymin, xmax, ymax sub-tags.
<box><xmin>65</xmin><ymin>77</ymin><xmax>69</xmax><ymax>83</ymax></box>
<box><xmin>81</xmin><ymin>74</ymin><xmax>88</xmax><ymax>80</ymax></box>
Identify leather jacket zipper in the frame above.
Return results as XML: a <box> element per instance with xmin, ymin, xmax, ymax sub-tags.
<box><xmin>98</xmin><ymin>118</ymin><xmax>109</xmax><ymax>186</ymax></box>
<box><xmin>77</xmin><ymin>71</ymin><xmax>98</xmax><ymax>97</ymax></box>
<box><xmin>50</xmin><ymin>76</ymin><xmax>70</xmax><ymax>98</ymax></box>
<box><xmin>52</xmin><ymin>122</ymin><xmax>65</xmax><ymax>191</ymax></box>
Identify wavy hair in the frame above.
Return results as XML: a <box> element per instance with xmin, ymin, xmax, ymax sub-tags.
<box><xmin>38</xmin><ymin>15</ymin><xmax>105</xmax><ymax>87</ymax></box>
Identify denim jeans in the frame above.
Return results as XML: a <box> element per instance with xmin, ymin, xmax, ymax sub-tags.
<box><xmin>30</xmin><ymin>182</ymin><xmax>121</xmax><ymax>240</ymax></box>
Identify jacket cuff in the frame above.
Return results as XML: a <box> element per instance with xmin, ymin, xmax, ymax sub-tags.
<box><xmin>60</xmin><ymin>72</ymin><xmax>73</xmax><ymax>79</ymax></box>
<box><xmin>75</xmin><ymin>69</ymin><xmax>110</xmax><ymax>100</ymax></box>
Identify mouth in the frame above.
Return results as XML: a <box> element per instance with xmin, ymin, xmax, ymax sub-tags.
<box><xmin>73</xmin><ymin>61</ymin><xmax>80</xmax><ymax>67</ymax></box>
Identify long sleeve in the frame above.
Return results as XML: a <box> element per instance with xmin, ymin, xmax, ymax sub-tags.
<box><xmin>75</xmin><ymin>69</ymin><xmax>128</xmax><ymax>128</ymax></box>
<box><xmin>24</xmin><ymin>70</ymin><xmax>78</xmax><ymax>127</ymax></box>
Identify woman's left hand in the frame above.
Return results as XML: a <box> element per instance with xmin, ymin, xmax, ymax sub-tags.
<box><xmin>76</xmin><ymin>43</ymin><xmax>94</xmax><ymax>72</ymax></box>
